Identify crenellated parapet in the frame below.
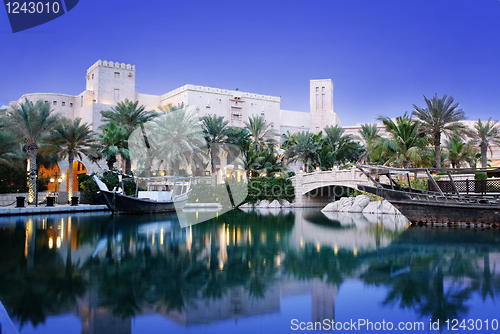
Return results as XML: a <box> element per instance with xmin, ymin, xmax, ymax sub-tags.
<box><xmin>86</xmin><ymin>60</ymin><xmax>135</xmax><ymax>74</ymax></box>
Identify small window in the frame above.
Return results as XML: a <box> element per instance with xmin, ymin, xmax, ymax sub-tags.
<box><xmin>70</xmin><ymin>103</ymin><xmax>73</xmax><ymax>107</ymax></box>
<box><xmin>53</xmin><ymin>101</ymin><xmax>57</xmax><ymax>105</ymax></box>
<box><xmin>62</xmin><ymin>102</ymin><xmax>65</xmax><ymax>106</ymax></box>
<box><xmin>45</xmin><ymin>100</ymin><xmax>48</xmax><ymax>104</ymax></box>
<box><xmin>91</xmin><ymin>73</ymin><xmax>94</xmax><ymax>79</ymax></box>
<box><xmin>114</xmin><ymin>72</ymin><xmax>120</xmax><ymax>78</ymax></box>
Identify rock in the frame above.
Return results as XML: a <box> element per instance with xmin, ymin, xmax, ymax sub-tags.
<box><xmin>281</xmin><ymin>199</ymin><xmax>291</xmax><ymax>208</ymax></box>
<box><xmin>381</xmin><ymin>200</ymin><xmax>393</xmax><ymax>214</ymax></box>
<box><xmin>239</xmin><ymin>202</ymin><xmax>252</xmax><ymax>208</ymax></box>
<box><xmin>349</xmin><ymin>195</ymin><xmax>371</xmax><ymax>212</ymax></box>
<box><xmin>338</xmin><ymin>197</ymin><xmax>355</xmax><ymax>212</ymax></box>
<box><xmin>257</xmin><ymin>200</ymin><xmax>270</xmax><ymax>208</ymax></box>
<box><xmin>362</xmin><ymin>201</ymin><xmax>380</xmax><ymax>214</ymax></box>
<box><xmin>268</xmin><ymin>199</ymin><xmax>281</xmax><ymax>208</ymax></box>
<box><xmin>321</xmin><ymin>202</ymin><xmax>337</xmax><ymax>212</ymax></box>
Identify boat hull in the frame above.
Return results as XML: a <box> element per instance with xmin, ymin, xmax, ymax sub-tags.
<box><xmin>358</xmin><ymin>185</ymin><xmax>500</xmax><ymax>224</ymax></box>
<box><xmin>101</xmin><ymin>190</ymin><xmax>188</xmax><ymax>214</ymax></box>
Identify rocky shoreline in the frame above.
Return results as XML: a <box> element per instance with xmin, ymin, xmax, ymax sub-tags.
<box><xmin>321</xmin><ymin>195</ymin><xmax>403</xmax><ymax>215</ymax></box>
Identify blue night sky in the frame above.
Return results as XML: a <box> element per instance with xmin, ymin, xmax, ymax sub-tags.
<box><xmin>1</xmin><ymin>0</ymin><xmax>499</xmax><ymax>126</ymax></box>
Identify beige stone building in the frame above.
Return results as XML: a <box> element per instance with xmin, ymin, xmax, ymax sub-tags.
<box><xmin>7</xmin><ymin>60</ymin><xmax>341</xmax><ymax>192</ymax></box>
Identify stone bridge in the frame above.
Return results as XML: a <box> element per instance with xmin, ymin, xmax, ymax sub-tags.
<box><xmin>289</xmin><ymin>168</ymin><xmax>373</xmax><ymax>207</ymax></box>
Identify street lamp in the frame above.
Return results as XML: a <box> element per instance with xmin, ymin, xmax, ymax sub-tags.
<box><xmin>50</xmin><ymin>172</ymin><xmax>63</xmax><ymax>203</ymax></box>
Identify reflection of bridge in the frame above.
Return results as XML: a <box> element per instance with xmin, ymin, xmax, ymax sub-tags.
<box><xmin>290</xmin><ymin>169</ymin><xmax>373</xmax><ymax>207</ymax></box>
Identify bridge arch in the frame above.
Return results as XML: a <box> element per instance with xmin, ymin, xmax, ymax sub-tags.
<box><xmin>290</xmin><ymin>169</ymin><xmax>372</xmax><ymax>207</ymax></box>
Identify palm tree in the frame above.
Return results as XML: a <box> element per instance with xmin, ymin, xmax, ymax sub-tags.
<box><xmin>0</xmin><ymin>118</ymin><xmax>23</xmax><ymax>166</ymax></box>
<box><xmin>101</xmin><ymin>99</ymin><xmax>157</xmax><ymax>173</ymax></box>
<box><xmin>145</xmin><ymin>106</ymin><xmax>206</xmax><ymax>176</ymax></box>
<box><xmin>244</xmin><ymin>115</ymin><xmax>277</xmax><ymax>149</ymax></box>
<box><xmin>359</xmin><ymin>123</ymin><xmax>381</xmax><ymax>164</ymax></box>
<box><xmin>201</xmin><ymin>114</ymin><xmax>229</xmax><ymax>186</ymax></box>
<box><xmin>41</xmin><ymin>118</ymin><xmax>98</xmax><ymax>199</ymax></box>
<box><xmin>377</xmin><ymin>114</ymin><xmax>428</xmax><ymax>168</ymax></box>
<box><xmin>469</xmin><ymin>118</ymin><xmax>500</xmax><ymax>168</ymax></box>
<box><xmin>6</xmin><ymin>99</ymin><xmax>59</xmax><ymax>203</ymax></box>
<box><xmin>283</xmin><ymin>131</ymin><xmax>321</xmax><ymax>172</ymax></box>
<box><xmin>97</xmin><ymin>121</ymin><xmax>129</xmax><ymax>170</ymax></box>
<box><xmin>444</xmin><ymin>134</ymin><xmax>478</xmax><ymax>168</ymax></box>
<box><xmin>412</xmin><ymin>94</ymin><xmax>467</xmax><ymax>169</ymax></box>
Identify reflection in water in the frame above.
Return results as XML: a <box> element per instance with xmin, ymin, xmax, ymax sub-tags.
<box><xmin>0</xmin><ymin>210</ymin><xmax>499</xmax><ymax>333</ymax></box>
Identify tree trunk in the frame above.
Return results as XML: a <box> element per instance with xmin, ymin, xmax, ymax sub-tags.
<box><xmin>435</xmin><ymin>143</ymin><xmax>441</xmax><ymax>169</ymax></box>
<box><xmin>125</xmin><ymin>158</ymin><xmax>132</xmax><ymax>175</ymax></box>
<box><xmin>107</xmin><ymin>155</ymin><xmax>116</xmax><ymax>170</ymax></box>
<box><xmin>210</xmin><ymin>149</ymin><xmax>217</xmax><ymax>187</ymax></box>
<box><xmin>68</xmin><ymin>155</ymin><xmax>74</xmax><ymax>199</ymax></box>
<box><xmin>481</xmin><ymin>141</ymin><xmax>488</xmax><ymax>168</ymax></box>
<box><xmin>27</xmin><ymin>151</ymin><xmax>37</xmax><ymax>204</ymax></box>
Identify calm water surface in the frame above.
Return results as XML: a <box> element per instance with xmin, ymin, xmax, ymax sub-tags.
<box><xmin>0</xmin><ymin>209</ymin><xmax>499</xmax><ymax>333</ymax></box>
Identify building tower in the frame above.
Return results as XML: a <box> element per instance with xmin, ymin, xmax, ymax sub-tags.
<box><xmin>85</xmin><ymin>60</ymin><xmax>136</xmax><ymax>106</ymax></box>
<box><xmin>309</xmin><ymin>79</ymin><xmax>340</xmax><ymax>134</ymax></box>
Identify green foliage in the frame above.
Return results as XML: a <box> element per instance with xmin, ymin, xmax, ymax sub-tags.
<box><xmin>78</xmin><ymin>174</ymin><xmax>99</xmax><ymax>204</ymax></box>
<box><xmin>245</xmin><ymin>174</ymin><xmax>295</xmax><ymax>204</ymax></box>
<box><xmin>0</xmin><ymin>166</ymin><xmax>29</xmax><ymax>193</ymax></box>
<box><xmin>474</xmin><ymin>172</ymin><xmax>487</xmax><ymax>180</ymax></box>
<box><xmin>188</xmin><ymin>181</ymin><xmax>247</xmax><ymax>207</ymax></box>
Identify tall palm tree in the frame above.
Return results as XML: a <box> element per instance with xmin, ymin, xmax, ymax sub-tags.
<box><xmin>469</xmin><ymin>118</ymin><xmax>500</xmax><ymax>168</ymax></box>
<box><xmin>145</xmin><ymin>106</ymin><xmax>206</xmax><ymax>176</ymax></box>
<box><xmin>444</xmin><ymin>134</ymin><xmax>478</xmax><ymax>168</ymax></box>
<box><xmin>201</xmin><ymin>114</ymin><xmax>229</xmax><ymax>186</ymax></box>
<box><xmin>377</xmin><ymin>114</ymin><xmax>428</xmax><ymax>168</ymax></box>
<box><xmin>412</xmin><ymin>94</ymin><xmax>467</xmax><ymax>168</ymax></box>
<box><xmin>6</xmin><ymin>99</ymin><xmax>59</xmax><ymax>203</ymax></box>
<box><xmin>101</xmin><ymin>99</ymin><xmax>157</xmax><ymax>173</ymax></box>
<box><xmin>41</xmin><ymin>118</ymin><xmax>98</xmax><ymax>199</ymax></box>
<box><xmin>244</xmin><ymin>115</ymin><xmax>277</xmax><ymax>149</ymax></box>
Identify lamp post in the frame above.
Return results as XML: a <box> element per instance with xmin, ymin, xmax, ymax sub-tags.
<box><xmin>50</xmin><ymin>172</ymin><xmax>63</xmax><ymax>203</ymax></box>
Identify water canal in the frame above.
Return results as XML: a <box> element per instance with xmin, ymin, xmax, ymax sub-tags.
<box><xmin>0</xmin><ymin>209</ymin><xmax>499</xmax><ymax>333</ymax></box>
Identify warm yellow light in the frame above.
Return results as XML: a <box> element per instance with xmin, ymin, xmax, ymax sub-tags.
<box><xmin>50</xmin><ymin>177</ymin><xmax>55</xmax><ymax>183</ymax></box>
<box><xmin>353</xmin><ymin>248</ymin><xmax>357</xmax><ymax>257</ymax></box>
<box><xmin>152</xmin><ymin>233</ymin><xmax>155</xmax><ymax>245</ymax></box>
<box><xmin>300</xmin><ymin>237</ymin><xmax>304</xmax><ymax>248</ymax></box>
<box><xmin>160</xmin><ymin>228</ymin><xmax>164</xmax><ymax>245</ymax></box>
<box><xmin>27</xmin><ymin>159</ymin><xmax>30</xmax><ymax>171</ymax></box>
<box><xmin>299</xmin><ymin>169</ymin><xmax>304</xmax><ymax>173</ymax></box>
<box><xmin>316</xmin><ymin>242</ymin><xmax>320</xmax><ymax>252</ymax></box>
<box><xmin>196</xmin><ymin>211</ymin><xmax>199</xmax><ymax>220</ymax></box>
<box><xmin>316</xmin><ymin>167</ymin><xmax>320</xmax><ymax>171</ymax></box>
<box><xmin>160</xmin><ymin>171</ymin><xmax>165</xmax><ymax>176</ymax></box>
<box><xmin>219</xmin><ymin>261</ymin><xmax>224</xmax><ymax>271</ymax></box>
<box><xmin>276</xmin><ymin>255</ymin><xmax>281</xmax><ymax>267</ymax></box>
<box><xmin>58</xmin><ymin>178</ymin><xmax>62</xmax><ymax>183</ymax></box>
<box><xmin>333</xmin><ymin>165</ymin><xmax>338</xmax><ymax>169</ymax></box>
<box><xmin>334</xmin><ymin>245</ymin><xmax>338</xmax><ymax>255</ymax></box>
<box><xmin>49</xmin><ymin>237</ymin><xmax>53</xmax><ymax>249</ymax></box>
<box><xmin>275</xmin><ymin>173</ymin><xmax>280</xmax><ymax>178</ymax></box>
<box><xmin>56</xmin><ymin>236</ymin><xmax>61</xmax><ymax>248</ymax></box>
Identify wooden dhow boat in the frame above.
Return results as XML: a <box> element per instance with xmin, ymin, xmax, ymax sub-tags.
<box><xmin>93</xmin><ymin>173</ymin><xmax>192</xmax><ymax>214</ymax></box>
<box><xmin>356</xmin><ymin>165</ymin><xmax>500</xmax><ymax>225</ymax></box>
